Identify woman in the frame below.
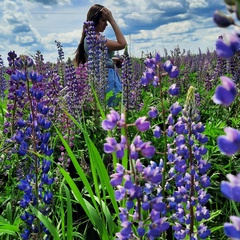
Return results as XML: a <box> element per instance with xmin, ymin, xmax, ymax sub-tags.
<box><xmin>74</xmin><ymin>4</ymin><xmax>127</xmax><ymax>106</ymax></box>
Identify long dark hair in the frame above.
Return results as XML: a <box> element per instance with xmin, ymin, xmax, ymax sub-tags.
<box><xmin>74</xmin><ymin>4</ymin><xmax>104</xmax><ymax>66</ymax></box>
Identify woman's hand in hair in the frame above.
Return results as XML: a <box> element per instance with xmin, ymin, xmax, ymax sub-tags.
<box><xmin>101</xmin><ymin>7</ymin><xmax>114</xmax><ymax>23</ymax></box>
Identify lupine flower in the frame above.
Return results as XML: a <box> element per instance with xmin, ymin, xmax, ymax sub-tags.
<box><xmin>217</xmin><ymin>127</ymin><xmax>240</xmax><ymax>155</ymax></box>
<box><xmin>221</xmin><ymin>173</ymin><xmax>240</xmax><ymax>202</ymax></box>
<box><xmin>170</xmin><ymin>102</ymin><xmax>182</xmax><ymax>116</ymax></box>
<box><xmin>153</xmin><ymin>126</ymin><xmax>161</xmax><ymax>138</ymax></box>
<box><xmin>215</xmin><ymin>32</ymin><xmax>240</xmax><ymax>58</ymax></box>
<box><xmin>102</xmin><ymin>110</ymin><xmax>125</xmax><ymax>130</ymax></box>
<box><xmin>103</xmin><ymin>136</ymin><xmax>126</xmax><ymax>159</ymax></box>
<box><xmin>135</xmin><ymin>116</ymin><xmax>150</xmax><ymax>132</ymax></box>
<box><xmin>163</xmin><ymin>60</ymin><xmax>180</xmax><ymax>78</ymax></box>
<box><xmin>168</xmin><ymin>84</ymin><xmax>179</xmax><ymax>96</ymax></box>
<box><xmin>224</xmin><ymin>216</ymin><xmax>240</xmax><ymax>239</ymax></box>
<box><xmin>148</xmin><ymin>107</ymin><xmax>159</xmax><ymax>118</ymax></box>
<box><xmin>212</xmin><ymin>76</ymin><xmax>236</xmax><ymax>106</ymax></box>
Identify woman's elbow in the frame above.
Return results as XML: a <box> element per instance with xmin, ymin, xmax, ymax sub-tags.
<box><xmin>119</xmin><ymin>42</ymin><xmax>127</xmax><ymax>50</ymax></box>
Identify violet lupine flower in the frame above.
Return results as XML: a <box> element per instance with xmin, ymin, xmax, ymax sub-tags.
<box><xmin>102</xmin><ymin>109</ymin><xmax>125</xmax><ymax>130</ymax></box>
<box><xmin>217</xmin><ymin>127</ymin><xmax>240</xmax><ymax>156</ymax></box>
<box><xmin>103</xmin><ymin>136</ymin><xmax>126</xmax><ymax>159</ymax></box>
<box><xmin>135</xmin><ymin>116</ymin><xmax>150</xmax><ymax>132</ymax></box>
<box><xmin>121</xmin><ymin>46</ymin><xmax>142</xmax><ymax>111</ymax></box>
<box><xmin>215</xmin><ymin>32</ymin><xmax>240</xmax><ymax>59</ymax></box>
<box><xmin>153</xmin><ymin>126</ymin><xmax>161</xmax><ymax>138</ymax></box>
<box><xmin>130</xmin><ymin>136</ymin><xmax>156</xmax><ymax>159</ymax></box>
<box><xmin>140</xmin><ymin>53</ymin><xmax>179</xmax><ymax>86</ymax></box>
<box><xmin>84</xmin><ymin>21</ymin><xmax>108</xmax><ymax>105</ymax></box>
<box><xmin>212</xmin><ymin>76</ymin><xmax>236</xmax><ymax>106</ymax></box>
<box><xmin>55</xmin><ymin>40</ymin><xmax>64</xmax><ymax>61</ymax></box>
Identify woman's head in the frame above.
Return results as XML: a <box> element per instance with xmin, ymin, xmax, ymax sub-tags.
<box><xmin>86</xmin><ymin>4</ymin><xmax>104</xmax><ymax>28</ymax></box>
<box><xmin>74</xmin><ymin>4</ymin><xmax>105</xmax><ymax>66</ymax></box>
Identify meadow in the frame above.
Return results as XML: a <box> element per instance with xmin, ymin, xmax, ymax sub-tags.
<box><xmin>1</xmin><ymin>2</ymin><xmax>240</xmax><ymax>240</ymax></box>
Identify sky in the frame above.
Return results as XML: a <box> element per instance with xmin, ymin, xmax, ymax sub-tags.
<box><xmin>0</xmin><ymin>0</ymin><xmax>229</xmax><ymax>63</ymax></box>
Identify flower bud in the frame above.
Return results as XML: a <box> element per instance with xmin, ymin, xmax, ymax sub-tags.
<box><xmin>213</xmin><ymin>10</ymin><xmax>234</xmax><ymax>28</ymax></box>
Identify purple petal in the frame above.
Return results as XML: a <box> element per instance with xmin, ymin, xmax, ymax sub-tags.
<box><xmin>213</xmin><ymin>85</ymin><xmax>236</xmax><ymax>106</ymax></box>
<box><xmin>102</xmin><ymin>120</ymin><xmax>116</xmax><ymax>130</ymax></box>
<box><xmin>217</xmin><ymin>136</ymin><xmax>240</xmax><ymax>156</ymax></box>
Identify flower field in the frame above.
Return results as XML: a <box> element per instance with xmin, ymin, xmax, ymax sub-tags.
<box><xmin>1</xmin><ymin>2</ymin><xmax>240</xmax><ymax>240</ymax></box>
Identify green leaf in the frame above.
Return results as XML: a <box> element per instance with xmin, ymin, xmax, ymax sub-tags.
<box><xmin>30</xmin><ymin>206</ymin><xmax>61</xmax><ymax>240</ymax></box>
<box><xmin>60</xmin><ymin>168</ymin><xmax>110</xmax><ymax>240</ymax></box>
<box><xmin>63</xmin><ymin>184</ymin><xmax>73</xmax><ymax>240</ymax></box>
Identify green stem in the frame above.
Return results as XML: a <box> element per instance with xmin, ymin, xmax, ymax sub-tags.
<box><xmin>26</xmin><ymin>77</ymin><xmax>40</xmax><ymax>234</ymax></box>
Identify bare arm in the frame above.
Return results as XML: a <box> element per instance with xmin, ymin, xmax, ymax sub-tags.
<box><xmin>101</xmin><ymin>7</ymin><xmax>127</xmax><ymax>51</ymax></box>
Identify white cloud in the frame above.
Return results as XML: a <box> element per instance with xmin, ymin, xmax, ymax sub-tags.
<box><xmin>0</xmin><ymin>0</ymin><xmax>229</xmax><ymax>62</ymax></box>
<box><xmin>16</xmin><ymin>35</ymin><xmax>34</xmax><ymax>44</ymax></box>
<box><xmin>186</xmin><ymin>0</ymin><xmax>208</xmax><ymax>9</ymax></box>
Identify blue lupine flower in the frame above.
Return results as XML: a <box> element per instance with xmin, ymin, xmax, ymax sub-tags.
<box><xmin>221</xmin><ymin>173</ymin><xmax>240</xmax><ymax>202</ymax></box>
<box><xmin>153</xmin><ymin>126</ymin><xmax>161</xmax><ymax>138</ymax></box>
<box><xmin>170</xmin><ymin>102</ymin><xmax>182</xmax><ymax>115</ymax></box>
<box><xmin>213</xmin><ymin>76</ymin><xmax>236</xmax><ymax>106</ymax></box>
<box><xmin>20</xmin><ymin>228</ymin><xmax>31</xmax><ymax>240</ymax></box>
<box><xmin>163</xmin><ymin>60</ymin><xmax>173</xmax><ymax>72</ymax></box>
<box><xmin>148</xmin><ymin>107</ymin><xmax>159</xmax><ymax>118</ymax></box>
<box><xmin>224</xmin><ymin>216</ymin><xmax>240</xmax><ymax>239</ymax></box>
<box><xmin>43</xmin><ymin>191</ymin><xmax>53</xmax><ymax>204</ymax></box>
<box><xmin>168</xmin><ymin>84</ymin><xmax>179</xmax><ymax>96</ymax></box>
<box><xmin>218</xmin><ymin>127</ymin><xmax>240</xmax><ymax>156</ymax></box>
